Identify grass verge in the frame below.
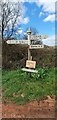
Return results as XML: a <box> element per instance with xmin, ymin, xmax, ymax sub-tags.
<box><xmin>2</xmin><ymin>67</ymin><xmax>56</xmax><ymax>105</ymax></box>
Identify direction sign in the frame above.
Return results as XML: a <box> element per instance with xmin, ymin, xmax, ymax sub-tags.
<box><xmin>29</xmin><ymin>45</ymin><xmax>44</xmax><ymax>49</ymax></box>
<box><xmin>6</xmin><ymin>40</ymin><xmax>28</xmax><ymax>44</ymax></box>
<box><xmin>30</xmin><ymin>34</ymin><xmax>48</xmax><ymax>40</ymax></box>
<box><xmin>6</xmin><ymin>28</ymin><xmax>48</xmax><ymax>60</ymax></box>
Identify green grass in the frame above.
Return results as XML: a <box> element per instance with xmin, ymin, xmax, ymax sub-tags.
<box><xmin>2</xmin><ymin>67</ymin><xmax>56</xmax><ymax>105</ymax></box>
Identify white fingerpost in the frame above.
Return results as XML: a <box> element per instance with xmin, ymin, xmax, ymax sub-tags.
<box><xmin>27</xmin><ymin>28</ymin><xmax>32</xmax><ymax>60</ymax></box>
<box><xmin>27</xmin><ymin>28</ymin><xmax>32</xmax><ymax>45</ymax></box>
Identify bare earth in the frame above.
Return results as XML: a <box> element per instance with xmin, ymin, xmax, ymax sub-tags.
<box><xmin>2</xmin><ymin>96</ymin><xmax>56</xmax><ymax>118</ymax></box>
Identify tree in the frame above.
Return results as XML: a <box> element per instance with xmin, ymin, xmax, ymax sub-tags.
<box><xmin>30</xmin><ymin>27</ymin><xmax>39</xmax><ymax>35</ymax></box>
<box><xmin>1</xmin><ymin>2</ymin><xmax>23</xmax><ymax>40</ymax></box>
<box><xmin>23</xmin><ymin>27</ymin><xmax>39</xmax><ymax>40</ymax></box>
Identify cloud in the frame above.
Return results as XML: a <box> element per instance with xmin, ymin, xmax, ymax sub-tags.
<box><xmin>14</xmin><ymin>3</ymin><xmax>29</xmax><ymax>25</ymax></box>
<box><xmin>42</xmin><ymin>35</ymin><xmax>57</xmax><ymax>46</ymax></box>
<box><xmin>3</xmin><ymin>0</ymin><xmax>38</xmax><ymax>3</ymax></box>
<box><xmin>37</xmin><ymin>0</ymin><xmax>57</xmax><ymax>22</ymax></box>
<box><xmin>43</xmin><ymin>13</ymin><xmax>57</xmax><ymax>22</ymax></box>
<box><xmin>37</xmin><ymin>0</ymin><xmax>56</xmax><ymax>13</ymax></box>
<box><xmin>39</xmin><ymin>12</ymin><xmax>44</xmax><ymax>17</ymax></box>
<box><xmin>16</xmin><ymin>28</ymin><xmax>23</xmax><ymax>34</ymax></box>
<box><xmin>2</xmin><ymin>2</ymin><xmax>29</xmax><ymax>27</ymax></box>
<box><xmin>18</xmin><ymin>16</ymin><xmax>29</xmax><ymax>24</ymax></box>
<box><xmin>43</xmin><ymin>14</ymin><xmax>55</xmax><ymax>22</ymax></box>
<box><xmin>23</xmin><ymin>17</ymin><xmax>29</xmax><ymax>24</ymax></box>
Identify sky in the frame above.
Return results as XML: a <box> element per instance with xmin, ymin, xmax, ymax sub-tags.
<box><xmin>19</xmin><ymin>1</ymin><xmax>57</xmax><ymax>46</ymax></box>
<box><xmin>3</xmin><ymin>0</ymin><xmax>57</xmax><ymax>46</ymax></box>
<box><xmin>21</xmin><ymin>2</ymin><xmax>55</xmax><ymax>36</ymax></box>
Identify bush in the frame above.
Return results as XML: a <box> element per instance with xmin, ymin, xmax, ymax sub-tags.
<box><xmin>2</xmin><ymin>40</ymin><xmax>56</xmax><ymax>70</ymax></box>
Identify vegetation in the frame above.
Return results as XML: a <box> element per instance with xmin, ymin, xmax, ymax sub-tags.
<box><xmin>2</xmin><ymin>41</ymin><xmax>57</xmax><ymax>105</ymax></box>
<box><xmin>2</xmin><ymin>41</ymin><xmax>57</xmax><ymax>70</ymax></box>
<box><xmin>2</xmin><ymin>67</ymin><xmax>56</xmax><ymax>105</ymax></box>
<box><xmin>1</xmin><ymin>2</ymin><xmax>23</xmax><ymax>39</ymax></box>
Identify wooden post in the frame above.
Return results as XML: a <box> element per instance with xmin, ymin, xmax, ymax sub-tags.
<box><xmin>28</xmin><ymin>48</ymin><xmax>31</xmax><ymax>60</ymax></box>
<box><xmin>27</xmin><ymin>28</ymin><xmax>32</xmax><ymax>60</ymax></box>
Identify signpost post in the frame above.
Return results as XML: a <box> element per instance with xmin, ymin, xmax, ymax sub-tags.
<box><xmin>6</xmin><ymin>28</ymin><xmax>48</xmax><ymax>61</ymax></box>
<box><xmin>6</xmin><ymin>28</ymin><xmax>48</xmax><ymax>75</ymax></box>
<box><xmin>27</xmin><ymin>28</ymin><xmax>32</xmax><ymax>60</ymax></box>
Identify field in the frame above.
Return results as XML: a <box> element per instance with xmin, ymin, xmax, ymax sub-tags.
<box><xmin>2</xmin><ymin>67</ymin><xmax>56</xmax><ymax>105</ymax></box>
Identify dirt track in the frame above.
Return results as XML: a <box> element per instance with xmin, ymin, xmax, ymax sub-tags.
<box><xmin>2</xmin><ymin>96</ymin><xmax>56</xmax><ymax>118</ymax></box>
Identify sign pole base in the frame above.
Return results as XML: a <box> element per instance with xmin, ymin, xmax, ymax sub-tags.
<box><xmin>28</xmin><ymin>48</ymin><xmax>32</xmax><ymax>60</ymax></box>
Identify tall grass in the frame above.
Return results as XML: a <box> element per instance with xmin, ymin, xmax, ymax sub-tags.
<box><xmin>2</xmin><ymin>67</ymin><xmax>56</xmax><ymax>105</ymax></box>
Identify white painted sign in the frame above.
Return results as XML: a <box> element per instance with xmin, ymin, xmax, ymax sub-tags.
<box><xmin>6</xmin><ymin>40</ymin><xmax>28</xmax><ymax>44</ymax></box>
<box><xmin>30</xmin><ymin>35</ymin><xmax>48</xmax><ymax>40</ymax></box>
<box><xmin>6</xmin><ymin>29</ymin><xmax>47</xmax><ymax>61</ymax></box>
<box><xmin>6</xmin><ymin>35</ymin><xmax>48</xmax><ymax>45</ymax></box>
<box><xmin>22</xmin><ymin>68</ymin><xmax>38</xmax><ymax>73</ymax></box>
<box><xmin>29</xmin><ymin>45</ymin><xmax>44</xmax><ymax>49</ymax></box>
